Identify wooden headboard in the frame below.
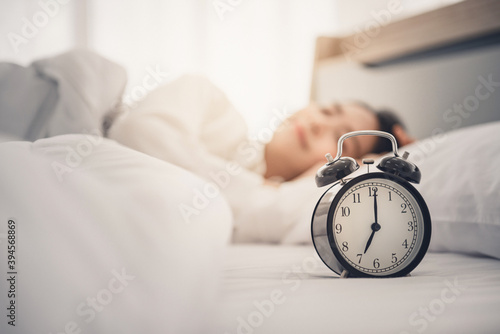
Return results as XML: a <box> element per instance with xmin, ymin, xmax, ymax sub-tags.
<box><xmin>311</xmin><ymin>0</ymin><xmax>500</xmax><ymax>139</ymax></box>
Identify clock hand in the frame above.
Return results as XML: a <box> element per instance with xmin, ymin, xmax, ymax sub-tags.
<box><xmin>363</xmin><ymin>222</ymin><xmax>381</xmax><ymax>254</ymax></box>
<box><xmin>364</xmin><ymin>191</ymin><xmax>381</xmax><ymax>254</ymax></box>
<box><xmin>364</xmin><ymin>229</ymin><xmax>376</xmax><ymax>254</ymax></box>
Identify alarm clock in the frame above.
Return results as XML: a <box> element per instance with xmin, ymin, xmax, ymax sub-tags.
<box><xmin>311</xmin><ymin>130</ymin><xmax>431</xmax><ymax>278</ymax></box>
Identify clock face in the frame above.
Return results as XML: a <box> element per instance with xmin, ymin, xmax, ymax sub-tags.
<box><xmin>327</xmin><ymin>173</ymin><xmax>431</xmax><ymax>277</ymax></box>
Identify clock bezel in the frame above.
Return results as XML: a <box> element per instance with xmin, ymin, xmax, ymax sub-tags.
<box><xmin>326</xmin><ymin>172</ymin><xmax>432</xmax><ymax>278</ymax></box>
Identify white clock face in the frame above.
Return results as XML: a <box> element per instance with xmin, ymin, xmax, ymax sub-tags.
<box><xmin>329</xmin><ymin>175</ymin><xmax>427</xmax><ymax>277</ymax></box>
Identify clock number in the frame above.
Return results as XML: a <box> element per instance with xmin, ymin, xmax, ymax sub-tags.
<box><xmin>401</xmin><ymin>203</ymin><xmax>407</xmax><ymax>213</ymax></box>
<box><xmin>402</xmin><ymin>239</ymin><xmax>408</xmax><ymax>249</ymax></box>
<box><xmin>335</xmin><ymin>224</ymin><xmax>342</xmax><ymax>234</ymax></box>
<box><xmin>408</xmin><ymin>221</ymin><xmax>414</xmax><ymax>231</ymax></box>
<box><xmin>356</xmin><ymin>253</ymin><xmax>362</xmax><ymax>264</ymax></box>
<box><xmin>373</xmin><ymin>258</ymin><xmax>380</xmax><ymax>269</ymax></box>
<box><xmin>391</xmin><ymin>253</ymin><xmax>397</xmax><ymax>263</ymax></box>
<box><xmin>369</xmin><ymin>187</ymin><xmax>378</xmax><ymax>197</ymax></box>
<box><xmin>352</xmin><ymin>193</ymin><xmax>360</xmax><ymax>203</ymax></box>
<box><xmin>342</xmin><ymin>241</ymin><xmax>349</xmax><ymax>252</ymax></box>
<box><xmin>388</xmin><ymin>191</ymin><xmax>392</xmax><ymax>201</ymax></box>
<box><xmin>341</xmin><ymin>207</ymin><xmax>350</xmax><ymax>217</ymax></box>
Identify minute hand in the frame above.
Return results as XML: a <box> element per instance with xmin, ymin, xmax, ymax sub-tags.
<box><xmin>364</xmin><ymin>189</ymin><xmax>380</xmax><ymax>254</ymax></box>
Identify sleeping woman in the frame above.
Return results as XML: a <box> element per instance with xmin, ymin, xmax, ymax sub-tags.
<box><xmin>105</xmin><ymin>74</ymin><xmax>414</xmax><ymax>243</ymax></box>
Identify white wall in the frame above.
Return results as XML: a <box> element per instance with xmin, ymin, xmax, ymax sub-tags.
<box><xmin>0</xmin><ymin>0</ymin><xmax>83</xmax><ymax>65</ymax></box>
<box><xmin>85</xmin><ymin>0</ymin><xmax>339</xmax><ymax>134</ymax></box>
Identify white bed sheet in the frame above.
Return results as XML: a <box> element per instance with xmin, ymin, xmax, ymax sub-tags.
<box><xmin>216</xmin><ymin>245</ymin><xmax>500</xmax><ymax>334</ymax></box>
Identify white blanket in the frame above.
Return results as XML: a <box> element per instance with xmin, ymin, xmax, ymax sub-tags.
<box><xmin>0</xmin><ymin>135</ymin><xmax>232</xmax><ymax>333</ymax></box>
<box><xmin>108</xmin><ymin>74</ymin><xmax>326</xmax><ymax>244</ymax></box>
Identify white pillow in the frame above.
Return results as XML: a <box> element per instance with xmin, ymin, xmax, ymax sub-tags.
<box><xmin>32</xmin><ymin>49</ymin><xmax>127</xmax><ymax>138</ymax></box>
<box><xmin>0</xmin><ymin>134</ymin><xmax>232</xmax><ymax>333</ymax></box>
<box><xmin>406</xmin><ymin>121</ymin><xmax>500</xmax><ymax>259</ymax></box>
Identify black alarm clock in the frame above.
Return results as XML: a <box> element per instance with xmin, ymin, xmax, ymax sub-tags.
<box><xmin>311</xmin><ymin>130</ymin><xmax>431</xmax><ymax>278</ymax></box>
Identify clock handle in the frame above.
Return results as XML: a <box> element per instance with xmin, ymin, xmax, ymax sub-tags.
<box><xmin>316</xmin><ymin>130</ymin><xmax>421</xmax><ymax>187</ymax></box>
<box><xmin>332</xmin><ymin>130</ymin><xmax>400</xmax><ymax>161</ymax></box>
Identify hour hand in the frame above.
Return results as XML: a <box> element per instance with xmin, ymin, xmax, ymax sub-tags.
<box><xmin>364</xmin><ymin>229</ymin><xmax>376</xmax><ymax>254</ymax></box>
<box><xmin>364</xmin><ymin>222</ymin><xmax>381</xmax><ymax>254</ymax></box>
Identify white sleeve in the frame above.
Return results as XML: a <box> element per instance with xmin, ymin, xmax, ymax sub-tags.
<box><xmin>230</xmin><ymin>176</ymin><xmax>326</xmax><ymax>244</ymax></box>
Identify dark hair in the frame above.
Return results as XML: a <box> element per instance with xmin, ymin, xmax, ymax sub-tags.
<box><xmin>352</xmin><ymin>101</ymin><xmax>406</xmax><ymax>154</ymax></box>
<box><xmin>372</xmin><ymin>110</ymin><xmax>406</xmax><ymax>153</ymax></box>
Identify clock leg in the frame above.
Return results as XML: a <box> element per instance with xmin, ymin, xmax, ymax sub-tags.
<box><xmin>340</xmin><ymin>270</ymin><xmax>349</xmax><ymax>279</ymax></box>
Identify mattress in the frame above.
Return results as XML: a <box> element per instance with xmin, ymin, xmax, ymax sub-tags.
<box><xmin>216</xmin><ymin>245</ymin><xmax>500</xmax><ymax>334</ymax></box>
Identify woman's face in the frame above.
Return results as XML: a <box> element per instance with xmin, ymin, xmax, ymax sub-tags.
<box><xmin>264</xmin><ymin>102</ymin><xmax>379</xmax><ymax>180</ymax></box>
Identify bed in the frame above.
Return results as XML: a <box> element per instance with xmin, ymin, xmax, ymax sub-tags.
<box><xmin>1</xmin><ymin>1</ymin><xmax>500</xmax><ymax>333</ymax></box>
<box><xmin>216</xmin><ymin>245</ymin><xmax>500</xmax><ymax>333</ymax></box>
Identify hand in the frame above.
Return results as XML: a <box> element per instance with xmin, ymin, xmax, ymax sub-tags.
<box><xmin>291</xmin><ymin>161</ymin><xmax>326</xmax><ymax>181</ymax></box>
<box><xmin>392</xmin><ymin>124</ymin><xmax>416</xmax><ymax>147</ymax></box>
